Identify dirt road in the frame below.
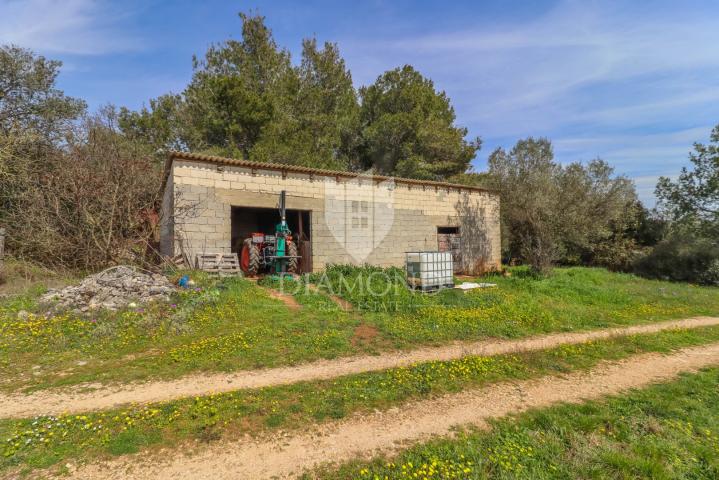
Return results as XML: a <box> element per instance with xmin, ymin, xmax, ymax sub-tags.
<box><xmin>1</xmin><ymin>316</ymin><xmax>718</xmax><ymax>419</ymax></box>
<box><xmin>57</xmin><ymin>341</ymin><xmax>719</xmax><ymax>480</ymax></box>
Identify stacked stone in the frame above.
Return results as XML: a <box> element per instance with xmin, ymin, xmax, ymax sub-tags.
<box><xmin>41</xmin><ymin>266</ymin><xmax>174</xmax><ymax>312</ymax></box>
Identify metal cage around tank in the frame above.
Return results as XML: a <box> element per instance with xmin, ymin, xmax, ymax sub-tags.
<box><xmin>405</xmin><ymin>251</ymin><xmax>454</xmax><ymax>291</ymax></box>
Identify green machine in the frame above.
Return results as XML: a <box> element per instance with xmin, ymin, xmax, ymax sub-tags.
<box><xmin>239</xmin><ymin>190</ymin><xmax>301</xmax><ymax>276</ymax></box>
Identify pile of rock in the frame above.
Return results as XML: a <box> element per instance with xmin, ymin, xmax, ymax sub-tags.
<box><xmin>41</xmin><ymin>266</ymin><xmax>175</xmax><ymax>312</ymax></box>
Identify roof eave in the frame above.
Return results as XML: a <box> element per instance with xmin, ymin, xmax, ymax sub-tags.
<box><xmin>162</xmin><ymin>151</ymin><xmax>498</xmax><ymax>195</ymax></box>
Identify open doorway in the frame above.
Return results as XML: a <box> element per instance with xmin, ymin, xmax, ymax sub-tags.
<box><xmin>231</xmin><ymin>206</ymin><xmax>312</xmax><ymax>273</ymax></box>
<box><xmin>437</xmin><ymin>226</ymin><xmax>461</xmax><ymax>272</ymax></box>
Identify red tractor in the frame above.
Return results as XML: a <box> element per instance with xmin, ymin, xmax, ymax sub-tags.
<box><xmin>239</xmin><ymin>232</ymin><xmax>299</xmax><ymax>276</ymax></box>
<box><xmin>238</xmin><ymin>191</ymin><xmax>300</xmax><ymax>276</ymax></box>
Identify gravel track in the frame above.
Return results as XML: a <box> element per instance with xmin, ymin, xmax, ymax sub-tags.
<box><xmin>1</xmin><ymin>316</ymin><xmax>718</xmax><ymax>419</ymax></box>
<box><xmin>55</xmin><ymin>341</ymin><xmax>719</xmax><ymax>480</ymax></box>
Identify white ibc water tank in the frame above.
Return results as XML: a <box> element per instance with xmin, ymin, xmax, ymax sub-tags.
<box><xmin>405</xmin><ymin>251</ymin><xmax>454</xmax><ymax>290</ymax></box>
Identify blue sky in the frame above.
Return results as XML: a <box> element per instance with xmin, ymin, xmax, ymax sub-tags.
<box><xmin>2</xmin><ymin>0</ymin><xmax>719</xmax><ymax>205</ymax></box>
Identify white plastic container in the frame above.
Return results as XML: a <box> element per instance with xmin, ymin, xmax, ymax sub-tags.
<box><xmin>406</xmin><ymin>251</ymin><xmax>454</xmax><ymax>290</ymax></box>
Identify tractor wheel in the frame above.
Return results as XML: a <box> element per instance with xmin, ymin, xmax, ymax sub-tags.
<box><xmin>240</xmin><ymin>238</ymin><xmax>261</xmax><ymax>275</ymax></box>
<box><xmin>287</xmin><ymin>240</ymin><xmax>299</xmax><ymax>273</ymax></box>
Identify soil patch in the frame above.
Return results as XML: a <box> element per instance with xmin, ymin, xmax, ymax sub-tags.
<box><xmin>329</xmin><ymin>295</ymin><xmax>353</xmax><ymax>311</ymax></box>
<box><xmin>263</xmin><ymin>288</ymin><xmax>301</xmax><ymax>311</ymax></box>
<box><xmin>351</xmin><ymin>322</ymin><xmax>379</xmax><ymax>346</ymax></box>
<box><xmin>305</xmin><ymin>283</ymin><xmax>352</xmax><ymax>311</ymax></box>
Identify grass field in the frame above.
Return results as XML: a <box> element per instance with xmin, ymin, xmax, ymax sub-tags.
<box><xmin>316</xmin><ymin>265</ymin><xmax>719</xmax><ymax>344</ymax></box>
<box><xmin>1</xmin><ymin>266</ymin><xmax>718</xmax><ymax>393</ymax></box>
<box><xmin>2</xmin><ymin>326</ymin><xmax>719</xmax><ymax>473</ymax></box>
<box><xmin>315</xmin><ymin>367</ymin><xmax>719</xmax><ymax>479</ymax></box>
<box><xmin>0</xmin><ymin>259</ymin><xmax>77</xmax><ymax>298</ymax></box>
<box><xmin>0</xmin><ymin>274</ymin><xmax>355</xmax><ymax>392</ymax></box>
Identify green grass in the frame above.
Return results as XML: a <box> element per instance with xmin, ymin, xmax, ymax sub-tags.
<box><xmin>2</xmin><ymin>326</ymin><xmax>719</xmax><ymax>474</ymax></box>
<box><xmin>316</xmin><ymin>265</ymin><xmax>719</xmax><ymax>345</ymax></box>
<box><xmin>0</xmin><ymin>275</ymin><xmax>357</xmax><ymax>393</ymax></box>
<box><xmin>0</xmin><ymin>258</ymin><xmax>76</xmax><ymax>297</ymax></box>
<box><xmin>315</xmin><ymin>367</ymin><xmax>719</xmax><ymax>479</ymax></box>
<box><xmin>1</xmin><ymin>265</ymin><xmax>718</xmax><ymax>393</ymax></box>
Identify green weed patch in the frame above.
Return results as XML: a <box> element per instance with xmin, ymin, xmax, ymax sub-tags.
<box><xmin>1</xmin><ymin>266</ymin><xmax>718</xmax><ymax>392</ymax></box>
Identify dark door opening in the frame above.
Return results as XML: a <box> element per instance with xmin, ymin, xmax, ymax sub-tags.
<box><xmin>437</xmin><ymin>226</ymin><xmax>461</xmax><ymax>272</ymax></box>
<box><xmin>231</xmin><ymin>206</ymin><xmax>312</xmax><ymax>273</ymax></box>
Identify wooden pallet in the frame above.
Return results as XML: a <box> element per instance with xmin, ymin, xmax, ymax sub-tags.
<box><xmin>195</xmin><ymin>253</ymin><xmax>242</xmax><ymax>276</ymax></box>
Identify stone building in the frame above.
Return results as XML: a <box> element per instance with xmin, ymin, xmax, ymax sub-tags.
<box><xmin>160</xmin><ymin>152</ymin><xmax>501</xmax><ymax>273</ymax></box>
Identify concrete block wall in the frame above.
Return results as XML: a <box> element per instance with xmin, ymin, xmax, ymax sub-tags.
<box><xmin>161</xmin><ymin>159</ymin><xmax>501</xmax><ymax>272</ymax></box>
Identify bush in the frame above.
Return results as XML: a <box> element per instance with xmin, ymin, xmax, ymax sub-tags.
<box><xmin>590</xmin><ymin>236</ymin><xmax>639</xmax><ymax>272</ymax></box>
<box><xmin>633</xmin><ymin>234</ymin><xmax>719</xmax><ymax>285</ymax></box>
<box><xmin>7</xmin><ymin>111</ymin><xmax>161</xmax><ymax>269</ymax></box>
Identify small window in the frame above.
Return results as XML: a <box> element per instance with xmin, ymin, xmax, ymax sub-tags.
<box><xmin>361</xmin><ymin>217</ymin><xmax>368</xmax><ymax>228</ymax></box>
<box><xmin>351</xmin><ymin>200</ymin><xmax>359</xmax><ymax>212</ymax></box>
<box><xmin>360</xmin><ymin>201</ymin><xmax>368</xmax><ymax>212</ymax></box>
<box><xmin>437</xmin><ymin>226</ymin><xmax>459</xmax><ymax>234</ymax></box>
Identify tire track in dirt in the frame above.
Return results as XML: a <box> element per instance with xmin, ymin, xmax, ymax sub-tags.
<box><xmin>54</xmin><ymin>342</ymin><xmax>719</xmax><ymax>480</ymax></box>
<box><xmin>1</xmin><ymin>316</ymin><xmax>718</xmax><ymax>419</ymax></box>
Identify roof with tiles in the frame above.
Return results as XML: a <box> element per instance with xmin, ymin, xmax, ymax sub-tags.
<box><xmin>162</xmin><ymin>151</ymin><xmax>497</xmax><ymax>194</ymax></box>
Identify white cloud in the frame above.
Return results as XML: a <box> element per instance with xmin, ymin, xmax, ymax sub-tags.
<box><xmin>552</xmin><ymin>125</ymin><xmax>712</xmax><ymax>207</ymax></box>
<box><xmin>0</xmin><ymin>0</ymin><xmax>142</xmax><ymax>55</ymax></box>
<box><xmin>554</xmin><ymin>126</ymin><xmax>711</xmax><ymax>157</ymax></box>
<box><xmin>337</xmin><ymin>0</ymin><xmax>719</xmax><ymax>205</ymax></box>
<box><xmin>342</xmin><ymin>0</ymin><xmax>719</xmax><ymax>132</ymax></box>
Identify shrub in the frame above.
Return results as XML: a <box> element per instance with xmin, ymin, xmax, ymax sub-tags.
<box><xmin>489</xmin><ymin>138</ymin><xmax>640</xmax><ymax>274</ymax></box>
<box><xmin>633</xmin><ymin>234</ymin><xmax>719</xmax><ymax>285</ymax></box>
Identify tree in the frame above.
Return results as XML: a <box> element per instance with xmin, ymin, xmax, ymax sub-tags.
<box><xmin>119</xmin><ymin>13</ymin><xmax>298</xmax><ymax>159</ymax></box>
<box><xmin>633</xmin><ymin>124</ymin><xmax>719</xmax><ymax>285</ymax></box>
<box><xmin>297</xmin><ymin>39</ymin><xmax>359</xmax><ymax>166</ymax></box>
<box><xmin>183</xmin><ymin>12</ymin><xmax>294</xmax><ymax>159</ymax></box>
<box><xmin>1</xmin><ymin>45</ymin><xmax>86</xmax><ymax>248</ymax></box>
<box><xmin>447</xmin><ymin>171</ymin><xmax>492</xmax><ymax>187</ymax></box>
<box><xmin>631</xmin><ymin>204</ymin><xmax>667</xmax><ymax>247</ymax></box>
<box><xmin>488</xmin><ymin>138</ymin><xmax>560</xmax><ymax>273</ymax></box>
<box><xmin>358</xmin><ymin>65</ymin><xmax>480</xmax><ymax>179</ymax></box>
<box><xmin>0</xmin><ymin>45</ymin><xmax>85</xmax><ymax>139</ymax></box>
<box><xmin>556</xmin><ymin>159</ymin><xmax>639</xmax><ymax>267</ymax></box>
<box><xmin>251</xmin><ymin>38</ymin><xmax>360</xmax><ymax>169</ymax></box>
<box><xmin>8</xmin><ymin>108</ymin><xmax>161</xmax><ymax>268</ymax></box>
<box><xmin>656</xmin><ymin>124</ymin><xmax>719</xmax><ymax>235</ymax></box>
<box><xmin>119</xmin><ymin>14</ymin><xmax>362</xmax><ymax>171</ymax></box>
<box><xmin>118</xmin><ymin>15</ymin><xmax>481</xmax><ymax>178</ymax></box>
<box><xmin>1</xmin><ymin>46</ymin><xmax>159</xmax><ymax>269</ymax></box>
<box><xmin>118</xmin><ymin>94</ymin><xmax>188</xmax><ymax>157</ymax></box>
<box><xmin>488</xmin><ymin>138</ymin><xmax>641</xmax><ymax>274</ymax></box>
